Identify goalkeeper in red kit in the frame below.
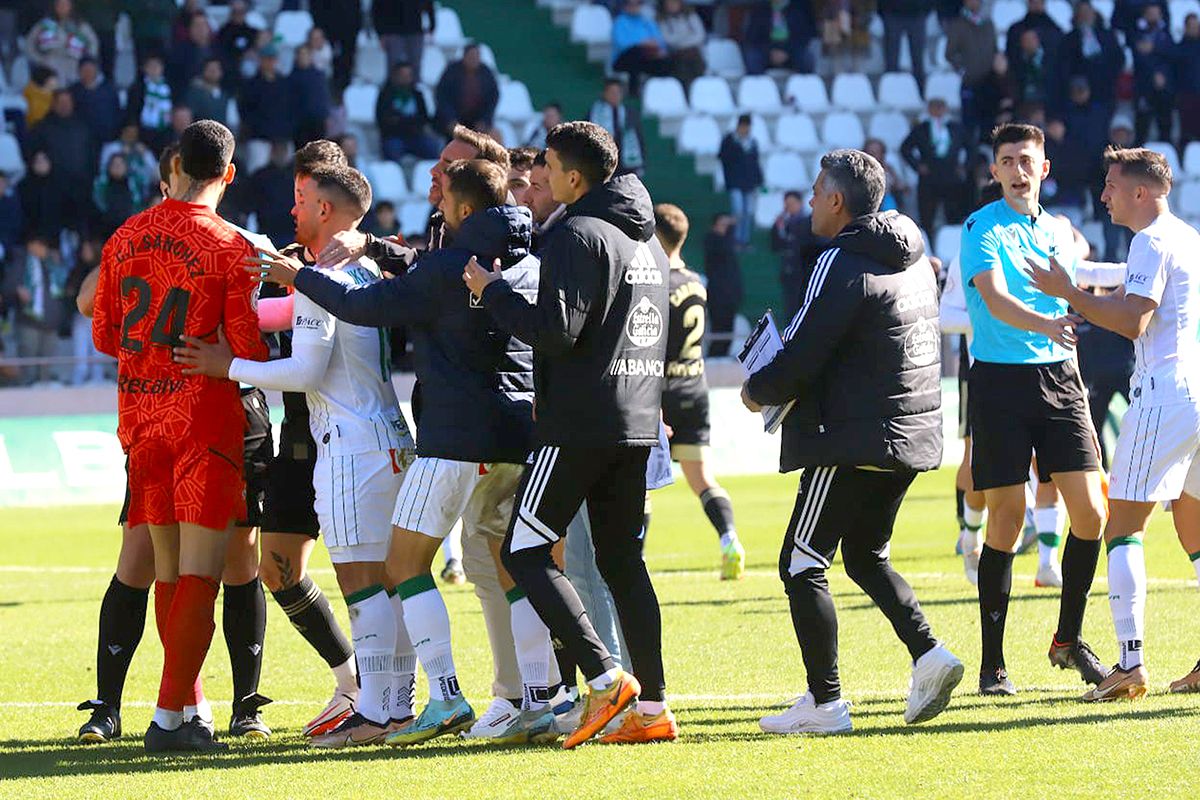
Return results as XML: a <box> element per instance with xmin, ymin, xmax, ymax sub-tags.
<box><xmin>92</xmin><ymin>120</ymin><xmax>268</xmax><ymax>753</ymax></box>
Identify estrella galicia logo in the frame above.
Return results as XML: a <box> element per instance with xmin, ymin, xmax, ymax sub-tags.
<box><xmin>624</xmin><ymin>242</ymin><xmax>663</xmax><ymax>285</ymax></box>
<box><xmin>626</xmin><ymin>295</ymin><xmax>664</xmax><ymax>348</ymax></box>
<box><xmin>903</xmin><ymin>316</ymin><xmax>939</xmax><ymax>367</ymax></box>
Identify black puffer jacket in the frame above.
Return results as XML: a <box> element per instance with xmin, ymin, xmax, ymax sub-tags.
<box><xmin>482</xmin><ymin>174</ymin><xmax>669</xmax><ymax>448</ymax></box>
<box><xmin>294</xmin><ymin>206</ymin><xmax>538</xmax><ymax>464</ymax></box>
<box><xmin>747</xmin><ymin>211</ymin><xmax>943</xmax><ymax>472</ymax></box>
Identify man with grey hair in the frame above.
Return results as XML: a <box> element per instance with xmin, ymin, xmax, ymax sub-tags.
<box><xmin>741</xmin><ymin>149</ymin><xmax>963</xmax><ymax>735</ymax></box>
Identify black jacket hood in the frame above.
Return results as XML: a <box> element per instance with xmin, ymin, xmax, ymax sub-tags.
<box><xmin>454</xmin><ymin>204</ymin><xmax>533</xmax><ymax>267</ymax></box>
<box><xmin>833</xmin><ymin>210</ymin><xmax>925</xmax><ymax>272</ymax></box>
<box><xmin>567</xmin><ymin>173</ymin><xmax>655</xmax><ymax>242</ymax></box>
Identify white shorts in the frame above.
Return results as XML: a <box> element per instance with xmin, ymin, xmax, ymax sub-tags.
<box><xmin>314</xmin><ymin>449</ymin><xmax>411</xmax><ymax>563</ymax></box>
<box><xmin>1109</xmin><ymin>402</ymin><xmax>1200</xmax><ymax>503</ymax></box>
<box><xmin>392</xmin><ymin>458</ymin><xmax>522</xmax><ymax>540</ymax></box>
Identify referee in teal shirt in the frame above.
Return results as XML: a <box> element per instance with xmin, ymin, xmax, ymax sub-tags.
<box><xmin>959</xmin><ymin>123</ymin><xmax>1108</xmax><ymax>695</ymax></box>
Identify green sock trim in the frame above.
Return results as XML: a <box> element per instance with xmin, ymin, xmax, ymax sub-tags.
<box><xmin>345</xmin><ymin>584</ymin><xmax>386</xmax><ymax>605</ymax></box>
<box><xmin>1038</xmin><ymin>533</ymin><xmax>1062</xmax><ymax>547</ymax></box>
<box><xmin>1188</xmin><ymin>550</ymin><xmax>1200</xmax><ymax>563</ymax></box>
<box><xmin>396</xmin><ymin>574</ymin><xmax>437</xmax><ymax>600</ymax></box>
<box><xmin>1106</xmin><ymin>536</ymin><xmax>1143</xmax><ymax>553</ymax></box>
<box><xmin>505</xmin><ymin>586</ymin><xmax>526</xmax><ymax>605</ymax></box>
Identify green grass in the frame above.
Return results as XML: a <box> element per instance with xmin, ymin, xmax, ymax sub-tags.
<box><xmin>2</xmin><ymin>469</ymin><xmax>1199</xmax><ymax>799</ymax></box>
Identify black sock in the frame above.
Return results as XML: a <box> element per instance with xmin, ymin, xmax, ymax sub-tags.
<box><xmin>1056</xmin><ymin>530</ymin><xmax>1101</xmax><ymax>644</ymax></box>
<box><xmin>271</xmin><ymin>576</ymin><xmax>354</xmax><ymax>669</ymax></box>
<box><xmin>978</xmin><ymin>544</ymin><xmax>1014</xmax><ymax>671</ymax></box>
<box><xmin>96</xmin><ymin>576</ymin><xmax>149</xmax><ymax>709</ymax></box>
<box><xmin>784</xmin><ymin>568</ymin><xmax>840</xmax><ymax>704</ymax></box>
<box><xmin>700</xmin><ymin>487</ymin><xmax>736</xmax><ymax>539</ymax></box>
<box><xmin>224</xmin><ymin>577</ymin><xmax>267</xmax><ymax>703</ymax></box>
<box><xmin>955</xmin><ymin>488</ymin><xmax>966</xmax><ymax>528</ymax></box>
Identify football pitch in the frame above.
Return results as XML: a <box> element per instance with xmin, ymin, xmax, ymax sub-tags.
<box><xmin>2</xmin><ymin>469</ymin><xmax>1198</xmax><ymax>799</ymax></box>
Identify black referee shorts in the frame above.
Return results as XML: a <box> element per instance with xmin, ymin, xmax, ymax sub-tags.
<box><xmin>117</xmin><ymin>387</ymin><xmax>274</xmax><ymax>529</ymax></box>
<box><xmin>968</xmin><ymin>359</ymin><xmax>1100</xmax><ymax>491</ymax></box>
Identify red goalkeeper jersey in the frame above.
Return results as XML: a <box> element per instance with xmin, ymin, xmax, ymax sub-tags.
<box><xmin>93</xmin><ymin>198</ymin><xmax>268</xmax><ymax>452</ymax></box>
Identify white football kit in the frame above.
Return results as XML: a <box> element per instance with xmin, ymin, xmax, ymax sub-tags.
<box><xmin>1107</xmin><ymin>212</ymin><xmax>1200</xmax><ymax>502</ymax></box>
<box><xmin>229</xmin><ymin>260</ymin><xmax>415</xmax><ymax>561</ymax></box>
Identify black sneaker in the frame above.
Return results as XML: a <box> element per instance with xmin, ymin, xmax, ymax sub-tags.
<box><xmin>77</xmin><ymin>701</ymin><xmax>121</xmax><ymax>743</ymax></box>
<box><xmin>145</xmin><ymin>718</ymin><xmax>229</xmax><ymax>754</ymax></box>
<box><xmin>229</xmin><ymin>693</ymin><xmax>272</xmax><ymax>739</ymax></box>
<box><xmin>979</xmin><ymin>668</ymin><xmax>1017</xmax><ymax>696</ymax></box>
<box><xmin>1048</xmin><ymin>638</ymin><xmax>1107</xmax><ymax>685</ymax></box>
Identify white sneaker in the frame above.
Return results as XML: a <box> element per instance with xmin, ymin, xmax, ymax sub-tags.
<box><xmin>303</xmin><ymin>690</ymin><xmax>356</xmax><ymax>737</ymax></box>
<box><xmin>552</xmin><ymin>696</ymin><xmax>585</xmax><ymax>734</ymax></box>
<box><xmin>905</xmin><ymin>645</ymin><xmax>964</xmax><ymax>724</ymax></box>
<box><xmin>759</xmin><ymin>692</ymin><xmax>852</xmax><ymax>735</ymax></box>
<box><xmin>959</xmin><ymin>529</ymin><xmax>982</xmax><ymax>586</ymax></box>
<box><xmin>1035</xmin><ymin>561</ymin><xmax>1063</xmax><ymax>588</ymax></box>
<box><xmin>460</xmin><ymin>697</ymin><xmax>520</xmax><ymax>739</ymax></box>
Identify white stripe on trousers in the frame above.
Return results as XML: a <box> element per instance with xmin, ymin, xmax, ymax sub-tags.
<box><xmin>517</xmin><ymin>446</ymin><xmax>561</xmax><ymax>543</ymax></box>
<box><xmin>792</xmin><ymin>466</ymin><xmax>837</xmax><ymax>567</ymax></box>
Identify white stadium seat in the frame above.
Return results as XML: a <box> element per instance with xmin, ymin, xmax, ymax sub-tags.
<box><xmin>365</xmin><ymin>161</ymin><xmax>410</xmax><ymax>205</ymax></box>
<box><xmin>867</xmin><ymin>111</ymin><xmax>911</xmax><ymax>151</ymax></box>
<box><xmin>703</xmin><ymin>38</ymin><xmax>746</xmax><ymax>79</ymax></box>
<box><xmin>737</xmin><ymin>75</ymin><xmax>783</xmax><ymax>116</ymax></box>
<box><xmin>934</xmin><ymin>224</ymin><xmax>963</xmax><ymax>263</ymax></box>
<box><xmin>355</xmin><ymin>33</ymin><xmax>388</xmax><ymax>85</ymax></box>
<box><xmin>739</xmin><ymin>114</ymin><xmax>775</xmax><ymax>153</ymax></box>
<box><xmin>242</xmin><ymin>139</ymin><xmax>272</xmax><ymax>176</ymax></box>
<box><xmin>1144</xmin><ymin>141</ymin><xmax>1181</xmax><ymax>176</ymax></box>
<box><xmin>764</xmin><ymin>152</ymin><xmax>809</xmax><ymax>191</ymax></box>
<box><xmin>877</xmin><ymin>72</ymin><xmax>923</xmax><ymax>113</ymax></box>
<box><xmin>830</xmin><ymin>73</ymin><xmax>875</xmax><ymax>112</ymax></box>
<box><xmin>1170</xmin><ymin>1</ymin><xmax>1200</xmax><ymax>38</ymax></box>
<box><xmin>421</xmin><ymin>47</ymin><xmax>448</xmax><ymax>86</ymax></box>
<box><xmin>688</xmin><ymin>76</ymin><xmax>737</xmax><ymax>117</ymax></box>
<box><xmin>924</xmin><ymin>71</ymin><xmax>962</xmax><ymax>109</ymax></box>
<box><xmin>274</xmin><ymin>10</ymin><xmax>313</xmax><ymax>48</ymax></box>
<box><xmin>784</xmin><ymin>74</ymin><xmax>830</xmax><ymax>114</ymax></box>
<box><xmin>410</xmin><ymin>160</ymin><xmax>438</xmax><ymax>201</ymax></box>
<box><xmin>1092</xmin><ymin>0</ymin><xmax>1115</xmax><ymax>24</ymax></box>
<box><xmin>774</xmin><ymin>112</ymin><xmax>822</xmax><ymax>153</ymax></box>
<box><xmin>400</xmin><ymin>201</ymin><xmax>432</xmax><ymax>238</ymax></box>
<box><xmin>1046</xmin><ymin>0</ymin><xmax>1074</xmax><ymax>32</ymax></box>
<box><xmin>0</xmin><ymin>132</ymin><xmax>25</xmax><ymax>183</ymax></box>
<box><xmin>820</xmin><ymin>111</ymin><xmax>866</xmax><ymax>150</ymax></box>
<box><xmin>642</xmin><ymin>77</ymin><xmax>689</xmax><ymax>120</ymax></box>
<box><xmin>570</xmin><ymin>4</ymin><xmax>612</xmax><ymax>44</ymax></box>
<box><xmin>991</xmin><ymin>0</ymin><xmax>1025</xmax><ymax>34</ymax></box>
<box><xmin>344</xmin><ymin>83</ymin><xmax>379</xmax><ymax>125</ymax></box>
<box><xmin>1184</xmin><ymin>142</ymin><xmax>1200</xmax><ymax>178</ymax></box>
<box><xmin>478</xmin><ymin>43</ymin><xmax>499</xmax><ymax>72</ymax></box>
<box><xmin>433</xmin><ymin>7</ymin><xmax>468</xmax><ymax>50</ymax></box>
<box><xmin>495</xmin><ymin>81</ymin><xmax>535</xmax><ymax>123</ymax></box>
<box><xmin>755</xmin><ymin>190</ymin><xmax>785</xmax><ymax>229</ymax></box>
<box><xmin>1177</xmin><ymin>181</ymin><xmax>1200</xmax><ymax>218</ymax></box>
<box><xmin>677</xmin><ymin>115</ymin><xmax>722</xmax><ymax>156</ymax></box>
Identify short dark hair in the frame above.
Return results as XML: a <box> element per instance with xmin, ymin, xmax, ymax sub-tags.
<box><xmin>544</xmin><ymin>102</ymin><xmax>562</xmax><ymax>113</ymax></box>
<box><xmin>783</xmin><ymin>190</ymin><xmax>803</xmax><ymax>203</ymax></box>
<box><xmin>1103</xmin><ymin>145</ymin><xmax>1173</xmax><ymax>191</ymax></box>
<box><xmin>444</xmin><ymin>159</ymin><xmax>509</xmax><ymax>212</ymax></box>
<box><xmin>990</xmin><ymin>122</ymin><xmax>1045</xmax><ymax>159</ymax></box>
<box><xmin>375</xmin><ymin>200</ymin><xmax>396</xmax><ymax>213</ymax></box>
<box><xmin>309</xmin><ymin>164</ymin><xmax>373</xmax><ymax>218</ymax></box>
<box><xmin>604</xmin><ymin>78</ymin><xmax>623</xmax><ymax>90</ymax></box>
<box><xmin>158</xmin><ymin>143</ymin><xmax>179</xmax><ymax>185</ymax></box>
<box><xmin>819</xmin><ymin>148</ymin><xmax>885</xmax><ymax>218</ymax></box>
<box><xmin>451</xmin><ymin>124</ymin><xmax>510</xmax><ymax>170</ymax></box>
<box><xmin>654</xmin><ymin>203</ymin><xmax>689</xmax><ymax>252</ymax></box>
<box><xmin>508</xmin><ymin>146</ymin><xmax>538</xmax><ymax>172</ymax></box>
<box><xmin>294</xmin><ymin>139</ymin><xmax>347</xmax><ymax>177</ymax></box>
<box><xmin>736</xmin><ymin>113</ymin><xmax>752</xmax><ymax>127</ymax></box>
<box><xmin>545</xmin><ymin>121</ymin><xmax>618</xmax><ymax>187</ymax></box>
<box><xmin>179</xmin><ymin>120</ymin><xmax>235</xmax><ymax>181</ymax></box>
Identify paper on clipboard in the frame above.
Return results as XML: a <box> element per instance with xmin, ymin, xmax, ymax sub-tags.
<box><xmin>738</xmin><ymin>310</ymin><xmax>795</xmax><ymax>434</ymax></box>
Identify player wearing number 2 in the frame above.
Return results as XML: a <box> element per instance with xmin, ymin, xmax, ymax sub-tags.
<box><xmin>92</xmin><ymin>121</ymin><xmax>268</xmax><ymax>753</ymax></box>
<box><xmin>653</xmin><ymin>203</ymin><xmax>745</xmax><ymax>580</ymax></box>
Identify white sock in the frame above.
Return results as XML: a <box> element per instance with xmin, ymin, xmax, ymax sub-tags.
<box><xmin>183</xmin><ymin>698</ymin><xmax>212</xmax><ymax>724</ymax></box>
<box><xmin>389</xmin><ymin>590</ymin><xmax>416</xmax><ymax>721</ymax></box>
<box><xmin>332</xmin><ymin>655</ymin><xmax>358</xmax><ymax>696</ymax></box>
<box><xmin>347</xmin><ymin>585</ymin><xmax>397</xmax><ymax>725</ymax></box>
<box><xmin>636</xmin><ymin>700</ymin><xmax>664</xmax><ymax>717</ymax></box>
<box><xmin>1035</xmin><ymin>505</ymin><xmax>1063</xmax><ymax>568</ymax></box>
<box><xmin>442</xmin><ymin>521</ymin><xmax>463</xmax><ymax>564</ymax></box>
<box><xmin>587</xmin><ymin>667</ymin><xmax>620</xmax><ymax>692</ymax></box>
<box><xmin>508</xmin><ymin>592</ymin><xmax>552</xmax><ymax>710</ymax></box>
<box><xmin>963</xmin><ymin>503</ymin><xmax>985</xmax><ymax>531</ymax></box>
<box><xmin>719</xmin><ymin>532</ymin><xmax>738</xmax><ymax>549</ymax></box>
<box><xmin>1107</xmin><ymin>540</ymin><xmax>1146</xmax><ymax>670</ymax></box>
<box><xmin>399</xmin><ymin>577</ymin><xmax>460</xmax><ymax>701</ymax></box>
<box><xmin>153</xmin><ymin>707</ymin><xmax>184</xmax><ymax>730</ymax></box>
